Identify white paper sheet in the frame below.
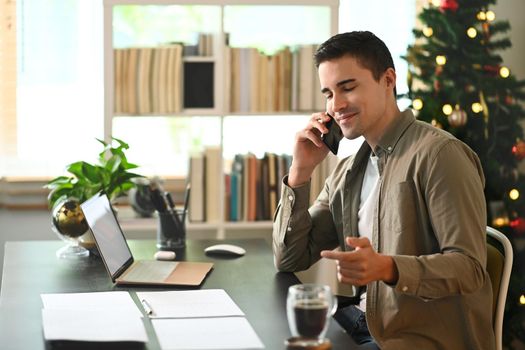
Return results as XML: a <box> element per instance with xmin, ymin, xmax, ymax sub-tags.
<box><xmin>40</xmin><ymin>291</ymin><xmax>147</xmax><ymax>342</ymax></box>
<box><xmin>42</xmin><ymin>308</ymin><xmax>148</xmax><ymax>342</ymax></box>
<box><xmin>136</xmin><ymin>289</ymin><xmax>245</xmax><ymax>318</ymax></box>
<box><xmin>152</xmin><ymin>317</ymin><xmax>264</xmax><ymax>350</ymax></box>
<box><xmin>41</xmin><ymin>291</ymin><xmax>142</xmax><ymax>318</ymax></box>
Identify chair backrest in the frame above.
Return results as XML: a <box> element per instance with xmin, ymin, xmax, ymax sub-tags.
<box><xmin>486</xmin><ymin>226</ymin><xmax>513</xmax><ymax>350</ymax></box>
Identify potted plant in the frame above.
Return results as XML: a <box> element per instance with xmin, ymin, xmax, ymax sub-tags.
<box><xmin>45</xmin><ymin>137</ymin><xmax>143</xmax><ymax>257</ymax></box>
<box><xmin>46</xmin><ymin>137</ymin><xmax>143</xmax><ymax>208</ymax></box>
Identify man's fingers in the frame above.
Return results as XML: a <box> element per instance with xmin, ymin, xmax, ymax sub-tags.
<box><xmin>320</xmin><ymin>250</ymin><xmax>347</xmax><ymax>260</ymax></box>
<box><xmin>346</xmin><ymin>236</ymin><xmax>372</xmax><ymax>249</ymax></box>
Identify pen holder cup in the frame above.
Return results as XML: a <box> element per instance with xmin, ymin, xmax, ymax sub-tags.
<box><xmin>157</xmin><ymin>210</ymin><xmax>186</xmax><ymax>250</ymax></box>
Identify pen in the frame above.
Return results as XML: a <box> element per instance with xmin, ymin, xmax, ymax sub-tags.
<box><xmin>150</xmin><ymin>186</ymin><xmax>167</xmax><ymax>213</ymax></box>
<box><xmin>141</xmin><ymin>299</ymin><xmax>154</xmax><ymax>316</ymax></box>
<box><xmin>182</xmin><ymin>183</ymin><xmax>191</xmax><ymax>224</ymax></box>
<box><xmin>165</xmin><ymin>191</ymin><xmax>183</xmax><ymax>230</ymax></box>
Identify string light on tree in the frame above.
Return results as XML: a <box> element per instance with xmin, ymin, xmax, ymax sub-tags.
<box><xmin>431</xmin><ymin>119</ymin><xmax>443</xmax><ymax>129</ymax></box>
<box><xmin>423</xmin><ymin>27</ymin><xmax>434</xmax><ymax>37</ymax></box>
<box><xmin>486</xmin><ymin>10</ymin><xmax>495</xmax><ymax>21</ymax></box>
<box><xmin>520</xmin><ymin>295</ymin><xmax>525</xmax><ymax>305</ymax></box>
<box><xmin>477</xmin><ymin>11</ymin><xmax>487</xmax><ymax>20</ymax></box>
<box><xmin>442</xmin><ymin>104</ymin><xmax>453</xmax><ymax>115</ymax></box>
<box><xmin>500</xmin><ymin>66</ymin><xmax>510</xmax><ymax>78</ymax></box>
<box><xmin>430</xmin><ymin>0</ymin><xmax>441</xmax><ymax>7</ymax></box>
<box><xmin>436</xmin><ymin>55</ymin><xmax>447</xmax><ymax>65</ymax></box>
<box><xmin>467</xmin><ymin>27</ymin><xmax>477</xmax><ymax>38</ymax></box>
<box><xmin>413</xmin><ymin>98</ymin><xmax>424</xmax><ymax>110</ymax></box>
<box><xmin>472</xmin><ymin>102</ymin><xmax>483</xmax><ymax>113</ymax></box>
<box><xmin>509</xmin><ymin>189</ymin><xmax>520</xmax><ymax>201</ymax></box>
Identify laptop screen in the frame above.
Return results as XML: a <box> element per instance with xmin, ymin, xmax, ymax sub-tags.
<box><xmin>81</xmin><ymin>193</ymin><xmax>133</xmax><ymax>278</ymax></box>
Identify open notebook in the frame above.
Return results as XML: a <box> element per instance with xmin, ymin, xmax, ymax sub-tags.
<box><xmin>81</xmin><ymin>192</ymin><xmax>213</xmax><ymax>286</ymax></box>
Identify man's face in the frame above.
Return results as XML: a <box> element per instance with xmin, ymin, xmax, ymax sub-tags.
<box><xmin>318</xmin><ymin>55</ymin><xmax>392</xmax><ymax>142</ymax></box>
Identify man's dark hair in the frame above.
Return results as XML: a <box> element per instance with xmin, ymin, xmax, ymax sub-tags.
<box><xmin>314</xmin><ymin>31</ymin><xmax>396</xmax><ymax>95</ymax></box>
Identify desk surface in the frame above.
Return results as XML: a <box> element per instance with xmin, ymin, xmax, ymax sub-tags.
<box><xmin>0</xmin><ymin>239</ymin><xmax>358</xmax><ymax>350</ymax></box>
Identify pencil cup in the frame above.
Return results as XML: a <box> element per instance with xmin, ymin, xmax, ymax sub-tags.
<box><xmin>157</xmin><ymin>210</ymin><xmax>186</xmax><ymax>250</ymax></box>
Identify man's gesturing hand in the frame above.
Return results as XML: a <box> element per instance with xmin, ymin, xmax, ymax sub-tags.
<box><xmin>320</xmin><ymin>237</ymin><xmax>399</xmax><ymax>286</ymax></box>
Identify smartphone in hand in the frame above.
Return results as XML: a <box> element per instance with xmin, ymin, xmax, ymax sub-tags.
<box><xmin>321</xmin><ymin>113</ymin><xmax>343</xmax><ymax>155</ymax></box>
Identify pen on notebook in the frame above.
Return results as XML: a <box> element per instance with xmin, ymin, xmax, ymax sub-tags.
<box><xmin>141</xmin><ymin>299</ymin><xmax>154</xmax><ymax>316</ymax></box>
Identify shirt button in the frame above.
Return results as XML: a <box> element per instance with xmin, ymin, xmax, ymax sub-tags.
<box><xmin>402</xmin><ymin>286</ymin><xmax>408</xmax><ymax>292</ymax></box>
<box><xmin>387</xmin><ymin>146</ymin><xmax>393</xmax><ymax>152</ymax></box>
<box><xmin>287</xmin><ymin>226</ymin><xmax>292</xmax><ymax>231</ymax></box>
<box><xmin>288</xmin><ymin>195</ymin><xmax>293</xmax><ymax>201</ymax></box>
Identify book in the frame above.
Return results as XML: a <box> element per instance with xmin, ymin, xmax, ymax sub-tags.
<box><xmin>150</xmin><ymin>47</ymin><xmax>162</xmax><ymax>113</ymax></box>
<box><xmin>157</xmin><ymin>46</ymin><xmax>170</xmax><ymax>114</ymax></box>
<box><xmin>114</xmin><ymin>48</ymin><xmax>124</xmax><ymax>114</ymax></box>
<box><xmin>137</xmin><ymin>47</ymin><xmax>153</xmax><ymax>114</ymax></box>
<box><xmin>167</xmin><ymin>44</ymin><xmax>183</xmax><ymax>113</ymax></box>
<box><xmin>189</xmin><ymin>154</ymin><xmax>206</xmax><ymax>222</ymax></box>
<box><xmin>267</xmin><ymin>152</ymin><xmax>278</xmax><ymax>216</ymax></box>
<box><xmin>205</xmin><ymin>146</ymin><xmax>222</xmax><ymax>222</ymax></box>
<box><xmin>126</xmin><ymin>47</ymin><xmax>139</xmax><ymax>114</ymax></box>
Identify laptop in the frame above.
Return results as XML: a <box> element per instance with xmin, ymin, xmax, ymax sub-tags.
<box><xmin>81</xmin><ymin>192</ymin><xmax>213</xmax><ymax>286</ymax></box>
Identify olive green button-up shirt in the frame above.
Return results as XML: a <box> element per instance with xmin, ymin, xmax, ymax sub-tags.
<box><xmin>273</xmin><ymin>110</ymin><xmax>495</xmax><ymax>350</ymax></box>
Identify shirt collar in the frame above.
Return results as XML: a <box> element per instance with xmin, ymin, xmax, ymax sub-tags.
<box><xmin>374</xmin><ymin>109</ymin><xmax>416</xmax><ymax>156</ymax></box>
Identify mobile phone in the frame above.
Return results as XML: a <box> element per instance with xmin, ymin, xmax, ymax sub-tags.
<box><xmin>321</xmin><ymin>113</ymin><xmax>343</xmax><ymax>155</ymax></box>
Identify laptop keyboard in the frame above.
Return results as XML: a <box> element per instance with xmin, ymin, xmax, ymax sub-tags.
<box><xmin>123</xmin><ymin>261</ymin><xmax>178</xmax><ymax>282</ymax></box>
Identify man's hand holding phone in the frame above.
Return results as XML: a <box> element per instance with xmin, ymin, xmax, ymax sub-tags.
<box><xmin>320</xmin><ymin>113</ymin><xmax>343</xmax><ymax>155</ymax></box>
<box><xmin>288</xmin><ymin>112</ymin><xmax>343</xmax><ymax>188</ymax></box>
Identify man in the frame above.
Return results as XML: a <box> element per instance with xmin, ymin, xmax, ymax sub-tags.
<box><xmin>272</xmin><ymin>31</ymin><xmax>495</xmax><ymax>350</ymax></box>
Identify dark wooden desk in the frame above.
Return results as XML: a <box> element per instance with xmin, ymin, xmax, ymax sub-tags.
<box><xmin>0</xmin><ymin>239</ymin><xmax>358</xmax><ymax>350</ymax></box>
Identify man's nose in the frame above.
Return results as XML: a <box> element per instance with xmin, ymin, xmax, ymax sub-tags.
<box><xmin>331</xmin><ymin>93</ymin><xmax>347</xmax><ymax>113</ymax></box>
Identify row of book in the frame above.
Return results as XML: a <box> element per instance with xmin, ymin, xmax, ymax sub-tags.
<box><xmin>114</xmin><ymin>44</ymin><xmax>183</xmax><ymax>115</ymax></box>
<box><xmin>228</xmin><ymin>44</ymin><xmax>325</xmax><ymax>113</ymax></box>
<box><xmin>188</xmin><ymin>147</ymin><xmax>292</xmax><ymax>223</ymax></box>
<box><xmin>114</xmin><ymin>42</ymin><xmax>325</xmax><ymax>116</ymax></box>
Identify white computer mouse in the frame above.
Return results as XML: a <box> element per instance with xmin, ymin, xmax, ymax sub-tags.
<box><xmin>204</xmin><ymin>244</ymin><xmax>246</xmax><ymax>257</ymax></box>
<box><xmin>154</xmin><ymin>251</ymin><xmax>176</xmax><ymax>261</ymax></box>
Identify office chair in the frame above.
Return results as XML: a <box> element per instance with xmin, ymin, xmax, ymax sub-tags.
<box><xmin>486</xmin><ymin>226</ymin><xmax>513</xmax><ymax>350</ymax></box>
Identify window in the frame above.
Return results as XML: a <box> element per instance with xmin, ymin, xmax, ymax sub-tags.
<box><xmin>2</xmin><ymin>0</ymin><xmax>416</xmax><ymax>178</ymax></box>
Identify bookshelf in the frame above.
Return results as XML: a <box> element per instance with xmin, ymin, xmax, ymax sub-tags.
<box><xmin>103</xmin><ymin>0</ymin><xmax>339</xmax><ymax>238</ymax></box>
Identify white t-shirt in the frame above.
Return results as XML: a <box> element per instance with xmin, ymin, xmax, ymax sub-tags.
<box><xmin>356</xmin><ymin>154</ymin><xmax>380</xmax><ymax>311</ymax></box>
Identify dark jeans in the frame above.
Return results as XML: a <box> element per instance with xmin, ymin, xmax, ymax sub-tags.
<box><xmin>334</xmin><ymin>305</ymin><xmax>381</xmax><ymax>350</ymax></box>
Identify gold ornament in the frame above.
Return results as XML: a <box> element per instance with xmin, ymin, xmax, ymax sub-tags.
<box><xmin>52</xmin><ymin>199</ymin><xmax>89</xmax><ymax>239</ymax></box>
<box><xmin>448</xmin><ymin>106</ymin><xmax>467</xmax><ymax>127</ymax></box>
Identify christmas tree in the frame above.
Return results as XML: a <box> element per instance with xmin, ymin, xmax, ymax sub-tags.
<box><xmin>404</xmin><ymin>0</ymin><xmax>525</xmax><ymax>347</ymax></box>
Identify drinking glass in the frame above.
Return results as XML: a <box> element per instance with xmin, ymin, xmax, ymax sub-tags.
<box><xmin>286</xmin><ymin>284</ymin><xmax>338</xmax><ymax>347</ymax></box>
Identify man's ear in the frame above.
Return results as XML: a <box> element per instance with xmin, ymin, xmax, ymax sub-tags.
<box><xmin>384</xmin><ymin>68</ymin><xmax>396</xmax><ymax>90</ymax></box>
